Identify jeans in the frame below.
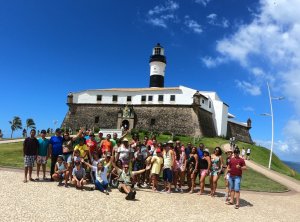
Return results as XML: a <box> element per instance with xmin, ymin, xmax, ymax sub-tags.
<box><xmin>95</xmin><ymin>180</ymin><xmax>108</xmax><ymax>192</ymax></box>
<box><xmin>228</xmin><ymin>175</ymin><xmax>241</xmax><ymax>192</ymax></box>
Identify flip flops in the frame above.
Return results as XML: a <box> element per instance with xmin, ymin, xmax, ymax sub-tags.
<box><xmin>235</xmin><ymin>205</ymin><xmax>240</xmax><ymax>209</ymax></box>
<box><xmin>225</xmin><ymin>201</ymin><xmax>234</xmax><ymax>205</ymax></box>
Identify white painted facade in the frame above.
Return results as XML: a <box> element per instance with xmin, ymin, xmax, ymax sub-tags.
<box><xmin>70</xmin><ymin>85</ymin><xmax>246</xmax><ymax>137</ymax></box>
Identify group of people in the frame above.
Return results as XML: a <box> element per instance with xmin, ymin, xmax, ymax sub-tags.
<box><xmin>23</xmin><ymin>128</ymin><xmax>247</xmax><ymax>206</ymax></box>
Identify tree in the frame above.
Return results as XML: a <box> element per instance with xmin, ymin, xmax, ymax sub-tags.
<box><xmin>26</xmin><ymin>118</ymin><xmax>36</xmax><ymax>135</ymax></box>
<box><xmin>9</xmin><ymin>116</ymin><xmax>22</xmax><ymax>138</ymax></box>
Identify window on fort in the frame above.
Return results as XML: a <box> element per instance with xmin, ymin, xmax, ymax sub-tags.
<box><xmin>158</xmin><ymin>95</ymin><xmax>164</xmax><ymax>102</ymax></box>
<box><xmin>148</xmin><ymin>95</ymin><xmax>153</xmax><ymax>101</ymax></box>
<box><xmin>170</xmin><ymin>95</ymin><xmax>175</xmax><ymax>101</ymax></box>
<box><xmin>209</xmin><ymin>101</ymin><xmax>212</xmax><ymax>108</ymax></box>
<box><xmin>202</xmin><ymin>99</ymin><xmax>205</xmax><ymax>104</ymax></box>
<box><xmin>112</xmin><ymin>95</ymin><xmax>118</xmax><ymax>102</ymax></box>
<box><xmin>150</xmin><ymin>118</ymin><xmax>156</xmax><ymax>125</ymax></box>
<box><xmin>127</xmin><ymin>96</ymin><xmax>132</xmax><ymax>102</ymax></box>
<box><xmin>97</xmin><ymin>95</ymin><xmax>102</xmax><ymax>101</ymax></box>
<box><xmin>141</xmin><ymin>95</ymin><xmax>146</xmax><ymax>102</ymax></box>
<box><xmin>94</xmin><ymin>116</ymin><xmax>99</xmax><ymax>124</ymax></box>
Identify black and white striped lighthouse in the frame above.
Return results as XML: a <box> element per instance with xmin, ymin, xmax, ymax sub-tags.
<box><xmin>149</xmin><ymin>43</ymin><xmax>166</xmax><ymax>88</ymax></box>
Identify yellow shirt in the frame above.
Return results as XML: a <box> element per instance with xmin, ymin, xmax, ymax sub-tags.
<box><xmin>151</xmin><ymin>156</ymin><xmax>163</xmax><ymax>175</ymax></box>
<box><xmin>74</xmin><ymin>144</ymin><xmax>88</xmax><ymax>158</ymax></box>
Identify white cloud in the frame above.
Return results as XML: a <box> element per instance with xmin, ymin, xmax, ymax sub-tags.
<box><xmin>148</xmin><ymin>0</ymin><xmax>179</xmax><ymax>15</ymax></box>
<box><xmin>203</xmin><ymin>0</ymin><xmax>300</xmax><ymax>157</ymax></box>
<box><xmin>195</xmin><ymin>0</ymin><xmax>212</xmax><ymax>7</ymax></box>
<box><xmin>207</xmin><ymin>13</ymin><xmax>229</xmax><ymax>28</ymax></box>
<box><xmin>235</xmin><ymin>80</ymin><xmax>261</xmax><ymax>96</ymax></box>
<box><xmin>184</xmin><ymin>16</ymin><xmax>202</xmax><ymax>34</ymax></box>
<box><xmin>147</xmin><ymin>1</ymin><xmax>179</xmax><ymax>28</ymax></box>
<box><xmin>255</xmin><ymin>139</ymin><xmax>291</xmax><ymax>153</ymax></box>
<box><xmin>283</xmin><ymin>120</ymin><xmax>300</xmax><ymax>153</ymax></box>
<box><xmin>202</xmin><ymin>56</ymin><xmax>225</xmax><ymax>68</ymax></box>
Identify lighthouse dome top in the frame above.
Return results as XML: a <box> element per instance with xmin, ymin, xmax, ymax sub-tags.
<box><xmin>149</xmin><ymin>43</ymin><xmax>166</xmax><ymax>64</ymax></box>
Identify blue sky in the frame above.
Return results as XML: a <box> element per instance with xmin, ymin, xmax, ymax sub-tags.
<box><xmin>1</xmin><ymin>0</ymin><xmax>300</xmax><ymax>161</ymax></box>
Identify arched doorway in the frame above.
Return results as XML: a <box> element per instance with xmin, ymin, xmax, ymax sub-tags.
<box><xmin>122</xmin><ymin>120</ymin><xmax>129</xmax><ymax>130</ymax></box>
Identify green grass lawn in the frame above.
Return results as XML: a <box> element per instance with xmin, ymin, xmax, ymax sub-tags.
<box><xmin>0</xmin><ymin>140</ymin><xmax>288</xmax><ymax>192</ymax></box>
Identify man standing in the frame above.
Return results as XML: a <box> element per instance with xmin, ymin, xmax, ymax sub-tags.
<box><xmin>226</xmin><ymin>148</ymin><xmax>247</xmax><ymax>209</ymax></box>
<box><xmin>162</xmin><ymin>141</ymin><xmax>175</xmax><ymax>194</ymax></box>
<box><xmin>36</xmin><ymin>129</ymin><xmax>49</xmax><ymax>180</ymax></box>
<box><xmin>49</xmin><ymin>128</ymin><xmax>63</xmax><ymax>181</ymax></box>
<box><xmin>197</xmin><ymin>143</ymin><xmax>205</xmax><ymax>159</ymax></box>
<box><xmin>23</xmin><ymin>129</ymin><xmax>39</xmax><ymax>183</ymax></box>
<box><xmin>246</xmin><ymin>148</ymin><xmax>251</xmax><ymax>160</ymax></box>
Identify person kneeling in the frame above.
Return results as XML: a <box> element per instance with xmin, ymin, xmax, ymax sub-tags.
<box><xmin>72</xmin><ymin>158</ymin><xmax>87</xmax><ymax>189</ymax></box>
<box><xmin>82</xmin><ymin>159</ymin><xmax>111</xmax><ymax>195</ymax></box>
<box><xmin>52</xmin><ymin>155</ymin><xmax>69</xmax><ymax>187</ymax></box>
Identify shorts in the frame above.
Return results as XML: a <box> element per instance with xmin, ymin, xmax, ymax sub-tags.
<box><xmin>118</xmin><ymin>183</ymin><xmax>130</xmax><ymax>193</ymax></box>
<box><xmin>24</xmin><ymin>155</ymin><xmax>35</xmax><ymax>167</ymax></box>
<box><xmin>133</xmin><ymin>162</ymin><xmax>144</xmax><ymax>171</ymax></box>
<box><xmin>199</xmin><ymin>169</ymin><xmax>208</xmax><ymax>177</ymax></box>
<box><xmin>163</xmin><ymin>168</ymin><xmax>173</xmax><ymax>183</ymax></box>
<box><xmin>210</xmin><ymin>170</ymin><xmax>219</xmax><ymax>176</ymax></box>
<box><xmin>229</xmin><ymin>176</ymin><xmax>241</xmax><ymax>192</ymax></box>
<box><xmin>63</xmin><ymin>153</ymin><xmax>72</xmax><ymax>164</ymax></box>
<box><xmin>58</xmin><ymin>173</ymin><xmax>65</xmax><ymax>179</ymax></box>
<box><xmin>36</xmin><ymin>156</ymin><xmax>47</xmax><ymax>165</ymax></box>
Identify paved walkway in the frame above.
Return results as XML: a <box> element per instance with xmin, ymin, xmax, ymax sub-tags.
<box><xmin>246</xmin><ymin>160</ymin><xmax>300</xmax><ymax>192</ymax></box>
<box><xmin>0</xmin><ymin>169</ymin><xmax>299</xmax><ymax>222</ymax></box>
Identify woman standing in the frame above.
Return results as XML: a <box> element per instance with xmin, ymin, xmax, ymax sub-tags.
<box><xmin>186</xmin><ymin>147</ymin><xmax>198</xmax><ymax>193</ymax></box>
<box><xmin>173</xmin><ymin>145</ymin><xmax>186</xmax><ymax>192</ymax></box>
<box><xmin>197</xmin><ymin>148</ymin><xmax>211</xmax><ymax>195</ymax></box>
<box><xmin>209</xmin><ymin>147</ymin><xmax>224</xmax><ymax>197</ymax></box>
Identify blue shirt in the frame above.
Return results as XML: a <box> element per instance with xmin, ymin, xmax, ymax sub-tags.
<box><xmin>197</xmin><ymin>148</ymin><xmax>204</xmax><ymax>159</ymax></box>
<box><xmin>49</xmin><ymin>136</ymin><xmax>63</xmax><ymax>156</ymax></box>
<box><xmin>38</xmin><ymin>138</ymin><xmax>49</xmax><ymax>156</ymax></box>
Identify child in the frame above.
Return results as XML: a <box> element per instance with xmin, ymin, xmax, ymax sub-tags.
<box><xmin>72</xmin><ymin>158</ymin><xmax>87</xmax><ymax>189</ymax></box>
<box><xmin>150</xmin><ymin>148</ymin><xmax>163</xmax><ymax>192</ymax></box>
<box><xmin>52</xmin><ymin>155</ymin><xmax>69</xmax><ymax>187</ymax></box>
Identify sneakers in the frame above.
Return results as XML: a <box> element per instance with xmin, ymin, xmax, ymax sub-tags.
<box><xmin>179</xmin><ymin>188</ymin><xmax>183</xmax><ymax>193</ymax></box>
<box><xmin>160</xmin><ymin>189</ymin><xmax>166</xmax><ymax>192</ymax></box>
<box><xmin>174</xmin><ymin>188</ymin><xmax>179</xmax><ymax>192</ymax></box>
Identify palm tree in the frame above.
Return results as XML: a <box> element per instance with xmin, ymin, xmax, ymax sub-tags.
<box><xmin>9</xmin><ymin>116</ymin><xmax>22</xmax><ymax>138</ymax></box>
<box><xmin>26</xmin><ymin>118</ymin><xmax>36</xmax><ymax>135</ymax></box>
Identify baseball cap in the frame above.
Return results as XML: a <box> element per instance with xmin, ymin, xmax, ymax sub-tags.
<box><xmin>167</xmin><ymin>140</ymin><xmax>174</xmax><ymax>144</ymax></box>
<box><xmin>203</xmin><ymin>148</ymin><xmax>210</xmax><ymax>155</ymax></box>
<box><xmin>123</xmin><ymin>138</ymin><xmax>129</xmax><ymax>142</ymax></box>
<box><xmin>156</xmin><ymin>148</ymin><xmax>161</xmax><ymax>153</ymax></box>
<box><xmin>41</xmin><ymin>130</ymin><xmax>46</xmax><ymax>134</ymax></box>
<box><xmin>55</xmin><ymin>128</ymin><xmax>62</xmax><ymax>133</ymax></box>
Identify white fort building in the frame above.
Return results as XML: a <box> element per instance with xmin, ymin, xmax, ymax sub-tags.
<box><xmin>63</xmin><ymin>43</ymin><xmax>252</xmax><ymax>143</ymax></box>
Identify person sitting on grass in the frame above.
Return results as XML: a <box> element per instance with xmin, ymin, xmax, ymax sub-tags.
<box><xmin>226</xmin><ymin>148</ymin><xmax>247</xmax><ymax>209</ymax></box>
<box><xmin>23</xmin><ymin>129</ymin><xmax>39</xmax><ymax>183</ymax></box>
<box><xmin>72</xmin><ymin>158</ymin><xmax>87</xmax><ymax>189</ymax></box>
<box><xmin>111</xmin><ymin>158</ymin><xmax>146</xmax><ymax>200</ymax></box>
<box><xmin>52</xmin><ymin>155</ymin><xmax>69</xmax><ymax>187</ymax></box>
<box><xmin>81</xmin><ymin>158</ymin><xmax>112</xmax><ymax>195</ymax></box>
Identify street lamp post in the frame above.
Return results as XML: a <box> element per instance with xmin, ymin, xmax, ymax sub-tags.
<box><xmin>261</xmin><ymin>82</ymin><xmax>284</xmax><ymax>169</ymax></box>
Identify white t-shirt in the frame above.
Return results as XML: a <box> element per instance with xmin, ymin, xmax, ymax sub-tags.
<box><xmin>247</xmin><ymin>148</ymin><xmax>251</xmax><ymax>154</ymax></box>
<box><xmin>92</xmin><ymin>166</ymin><xmax>108</xmax><ymax>183</ymax></box>
<box><xmin>117</xmin><ymin>145</ymin><xmax>134</xmax><ymax>163</ymax></box>
<box><xmin>92</xmin><ymin>158</ymin><xmax>102</xmax><ymax>172</ymax></box>
<box><xmin>241</xmin><ymin>149</ymin><xmax>246</xmax><ymax>156</ymax></box>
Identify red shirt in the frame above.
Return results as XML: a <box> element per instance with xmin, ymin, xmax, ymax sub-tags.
<box><xmin>228</xmin><ymin>157</ymin><xmax>245</xmax><ymax>176</ymax></box>
<box><xmin>86</xmin><ymin>139</ymin><xmax>97</xmax><ymax>154</ymax></box>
